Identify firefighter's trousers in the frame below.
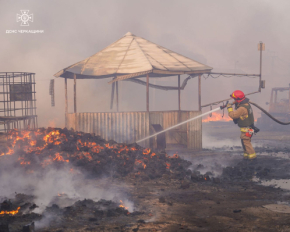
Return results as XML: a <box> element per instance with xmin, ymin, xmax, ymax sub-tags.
<box><xmin>240</xmin><ymin>132</ymin><xmax>256</xmax><ymax>158</ymax></box>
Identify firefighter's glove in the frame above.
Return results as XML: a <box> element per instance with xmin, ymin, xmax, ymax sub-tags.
<box><xmin>227</xmin><ymin>103</ymin><xmax>233</xmax><ymax>113</ymax></box>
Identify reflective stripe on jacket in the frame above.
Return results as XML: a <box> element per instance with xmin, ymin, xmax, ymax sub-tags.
<box><xmin>228</xmin><ymin>103</ymin><xmax>254</xmax><ymax>128</ymax></box>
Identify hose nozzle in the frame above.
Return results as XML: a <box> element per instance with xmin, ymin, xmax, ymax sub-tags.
<box><xmin>220</xmin><ymin>100</ymin><xmax>235</xmax><ymax>110</ymax></box>
<box><xmin>220</xmin><ymin>101</ymin><xmax>229</xmax><ymax>110</ymax></box>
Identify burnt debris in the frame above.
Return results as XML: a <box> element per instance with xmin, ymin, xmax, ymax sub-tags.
<box><xmin>0</xmin><ymin>128</ymin><xmax>192</xmax><ymax>180</ymax></box>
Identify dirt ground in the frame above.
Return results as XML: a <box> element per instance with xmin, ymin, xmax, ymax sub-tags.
<box><xmin>1</xmin><ymin>123</ymin><xmax>290</xmax><ymax>232</ymax></box>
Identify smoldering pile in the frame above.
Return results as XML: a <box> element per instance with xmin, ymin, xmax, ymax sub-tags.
<box><xmin>0</xmin><ymin>193</ymin><xmax>143</xmax><ymax>232</ymax></box>
<box><xmin>0</xmin><ymin>128</ymin><xmax>194</xmax><ymax>231</ymax></box>
<box><xmin>0</xmin><ymin>128</ymin><xmax>192</xmax><ymax>180</ymax></box>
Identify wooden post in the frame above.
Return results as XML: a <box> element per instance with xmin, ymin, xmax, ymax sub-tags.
<box><xmin>110</xmin><ymin>82</ymin><xmax>115</xmax><ymax>109</ymax></box>
<box><xmin>116</xmin><ymin>80</ymin><xmax>119</xmax><ymax>112</ymax></box>
<box><xmin>198</xmin><ymin>75</ymin><xmax>201</xmax><ymax>111</ymax></box>
<box><xmin>178</xmin><ymin>75</ymin><xmax>181</xmax><ymax>111</ymax></box>
<box><xmin>74</xmin><ymin>74</ymin><xmax>77</xmax><ymax>113</ymax></box>
<box><xmin>146</xmin><ymin>73</ymin><xmax>149</xmax><ymax>112</ymax></box>
<box><xmin>65</xmin><ymin>77</ymin><xmax>68</xmax><ymax>127</ymax></box>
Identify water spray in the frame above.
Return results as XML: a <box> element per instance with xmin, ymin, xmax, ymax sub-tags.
<box><xmin>136</xmin><ymin>99</ymin><xmax>290</xmax><ymax>144</ymax></box>
<box><xmin>136</xmin><ymin>105</ymin><xmax>226</xmax><ymax>143</ymax></box>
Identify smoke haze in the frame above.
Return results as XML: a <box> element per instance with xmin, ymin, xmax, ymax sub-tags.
<box><xmin>0</xmin><ymin>159</ymin><xmax>134</xmax><ymax>218</ymax></box>
<box><xmin>1</xmin><ymin>0</ymin><xmax>290</xmax><ymax>127</ymax></box>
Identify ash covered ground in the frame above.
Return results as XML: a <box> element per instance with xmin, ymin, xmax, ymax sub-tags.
<box><xmin>1</xmin><ymin>124</ymin><xmax>290</xmax><ymax>231</ymax></box>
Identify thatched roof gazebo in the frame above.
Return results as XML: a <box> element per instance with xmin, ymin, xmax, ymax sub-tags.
<box><xmin>54</xmin><ymin>32</ymin><xmax>213</xmax><ymax>150</ymax></box>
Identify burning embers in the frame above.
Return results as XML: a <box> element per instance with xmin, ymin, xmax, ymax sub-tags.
<box><xmin>0</xmin><ymin>207</ymin><xmax>20</xmax><ymax>216</ymax></box>
<box><xmin>0</xmin><ymin>200</ymin><xmax>20</xmax><ymax>216</ymax></box>
<box><xmin>0</xmin><ymin>128</ymin><xmax>191</xmax><ymax>179</ymax></box>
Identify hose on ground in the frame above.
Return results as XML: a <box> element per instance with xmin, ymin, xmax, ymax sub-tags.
<box><xmin>249</xmin><ymin>101</ymin><xmax>290</xmax><ymax>125</ymax></box>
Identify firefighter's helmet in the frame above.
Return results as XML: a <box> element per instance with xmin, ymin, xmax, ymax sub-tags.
<box><xmin>230</xmin><ymin>90</ymin><xmax>245</xmax><ymax>103</ymax></box>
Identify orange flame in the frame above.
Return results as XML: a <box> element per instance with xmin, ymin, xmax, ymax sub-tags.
<box><xmin>119</xmin><ymin>200</ymin><xmax>129</xmax><ymax>211</ymax></box>
<box><xmin>202</xmin><ymin>112</ymin><xmax>232</xmax><ymax>123</ymax></box>
<box><xmin>29</xmin><ymin>140</ymin><xmax>36</xmax><ymax>146</ymax></box>
<box><xmin>2</xmin><ymin>128</ymin><xmax>158</xmax><ymax>172</ymax></box>
<box><xmin>18</xmin><ymin>157</ymin><xmax>31</xmax><ymax>165</ymax></box>
<box><xmin>168</xmin><ymin>153</ymin><xmax>179</xmax><ymax>159</ymax></box>
<box><xmin>53</xmin><ymin>153</ymin><xmax>69</xmax><ymax>163</ymax></box>
<box><xmin>143</xmin><ymin>148</ymin><xmax>151</xmax><ymax>155</ymax></box>
<box><xmin>0</xmin><ymin>207</ymin><xmax>20</xmax><ymax>215</ymax></box>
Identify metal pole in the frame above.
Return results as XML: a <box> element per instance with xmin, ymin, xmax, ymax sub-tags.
<box><xmin>13</xmin><ymin>73</ymin><xmax>15</xmax><ymax>129</ymax></box>
<box><xmin>201</xmin><ymin>90</ymin><xmax>260</xmax><ymax>108</ymax></box>
<box><xmin>198</xmin><ymin>75</ymin><xmax>201</xmax><ymax>111</ymax></box>
<box><xmin>146</xmin><ymin>73</ymin><xmax>149</xmax><ymax>112</ymax></box>
<box><xmin>74</xmin><ymin>73</ymin><xmax>77</xmax><ymax>113</ymax></box>
<box><xmin>269</xmin><ymin>90</ymin><xmax>273</xmax><ymax>112</ymax></box>
<box><xmin>289</xmin><ymin>85</ymin><xmax>290</xmax><ymax>112</ymax></box>
<box><xmin>65</xmin><ymin>77</ymin><xmax>68</xmax><ymax>127</ymax></box>
<box><xmin>259</xmin><ymin>42</ymin><xmax>263</xmax><ymax>92</ymax></box>
<box><xmin>178</xmin><ymin>75</ymin><xmax>181</xmax><ymax>111</ymax></box>
<box><xmin>33</xmin><ymin>74</ymin><xmax>38</xmax><ymax>128</ymax></box>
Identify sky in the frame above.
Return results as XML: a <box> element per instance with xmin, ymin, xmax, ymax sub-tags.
<box><xmin>0</xmin><ymin>0</ymin><xmax>290</xmax><ymax>127</ymax></box>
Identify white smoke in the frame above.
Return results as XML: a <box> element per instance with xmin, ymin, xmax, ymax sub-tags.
<box><xmin>0</xmin><ymin>158</ymin><xmax>134</xmax><ymax>228</ymax></box>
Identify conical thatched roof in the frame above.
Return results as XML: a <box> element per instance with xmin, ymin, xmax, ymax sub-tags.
<box><xmin>54</xmin><ymin>32</ymin><xmax>212</xmax><ymax>81</ymax></box>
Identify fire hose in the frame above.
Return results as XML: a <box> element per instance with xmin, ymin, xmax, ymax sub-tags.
<box><xmin>222</xmin><ymin>101</ymin><xmax>290</xmax><ymax>125</ymax></box>
<box><xmin>249</xmin><ymin>101</ymin><xmax>290</xmax><ymax>125</ymax></box>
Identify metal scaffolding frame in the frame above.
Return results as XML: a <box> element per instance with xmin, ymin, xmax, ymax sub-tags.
<box><xmin>0</xmin><ymin>72</ymin><xmax>38</xmax><ymax>133</ymax></box>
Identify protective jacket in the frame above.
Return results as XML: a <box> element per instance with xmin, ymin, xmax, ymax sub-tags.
<box><xmin>228</xmin><ymin>98</ymin><xmax>254</xmax><ymax>128</ymax></box>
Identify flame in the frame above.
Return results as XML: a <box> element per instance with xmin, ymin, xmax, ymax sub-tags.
<box><xmin>2</xmin><ymin>128</ymin><xmax>181</xmax><ymax>175</ymax></box>
<box><xmin>168</xmin><ymin>153</ymin><xmax>179</xmax><ymax>159</ymax></box>
<box><xmin>135</xmin><ymin>159</ymin><xmax>147</xmax><ymax>169</ymax></box>
<box><xmin>18</xmin><ymin>157</ymin><xmax>31</xmax><ymax>165</ymax></box>
<box><xmin>119</xmin><ymin>200</ymin><xmax>129</xmax><ymax>211</ymax></box>
<box><xmin>105</xmin><ymin>143</ymin><xmax>116</xmax><ymax>149</ymax></box>
<box><xmin>0</xmin><ymin>207</ymin><xmax>20</xmax><ymax>215</ymax></box>
<box><xmin>0</xmin><ymin>147</ymin><xmax>14</xmax><ymax>157</ymax></box>
<box><xmin>82</xmin><ymin>152</ymin><xmax>92</xmax><ymax>161</ymax></box>
<box><xmin>53</xmin><ymin>153</ymin><xmax>69</xmax><ymax>163</ymax></box>
<box><xmin>29</xmin><ymin>140</ymin><xmax>36</xmax><ymax>146</ymax></box>
<box><xmin>143</xmin><ymin>148</ymin><xmax>151</xmax><ymax>155</ymax></box>
<box><xmin>202</xmin><ymin>112</ymin><xmax>232</xmax><ymax>123</ymax></box>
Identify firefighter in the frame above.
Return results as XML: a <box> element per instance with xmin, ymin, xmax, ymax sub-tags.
<box><xmin>227</xmin><ymin>90</ymin><xmax>256</xmax><ymax>160</ymax></box>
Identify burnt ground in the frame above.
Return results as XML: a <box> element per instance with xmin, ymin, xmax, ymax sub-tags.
<box><xmin>1</xmin><ymin>123</ymin><xmax>290</xmax><ymax>231</ymax></box>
